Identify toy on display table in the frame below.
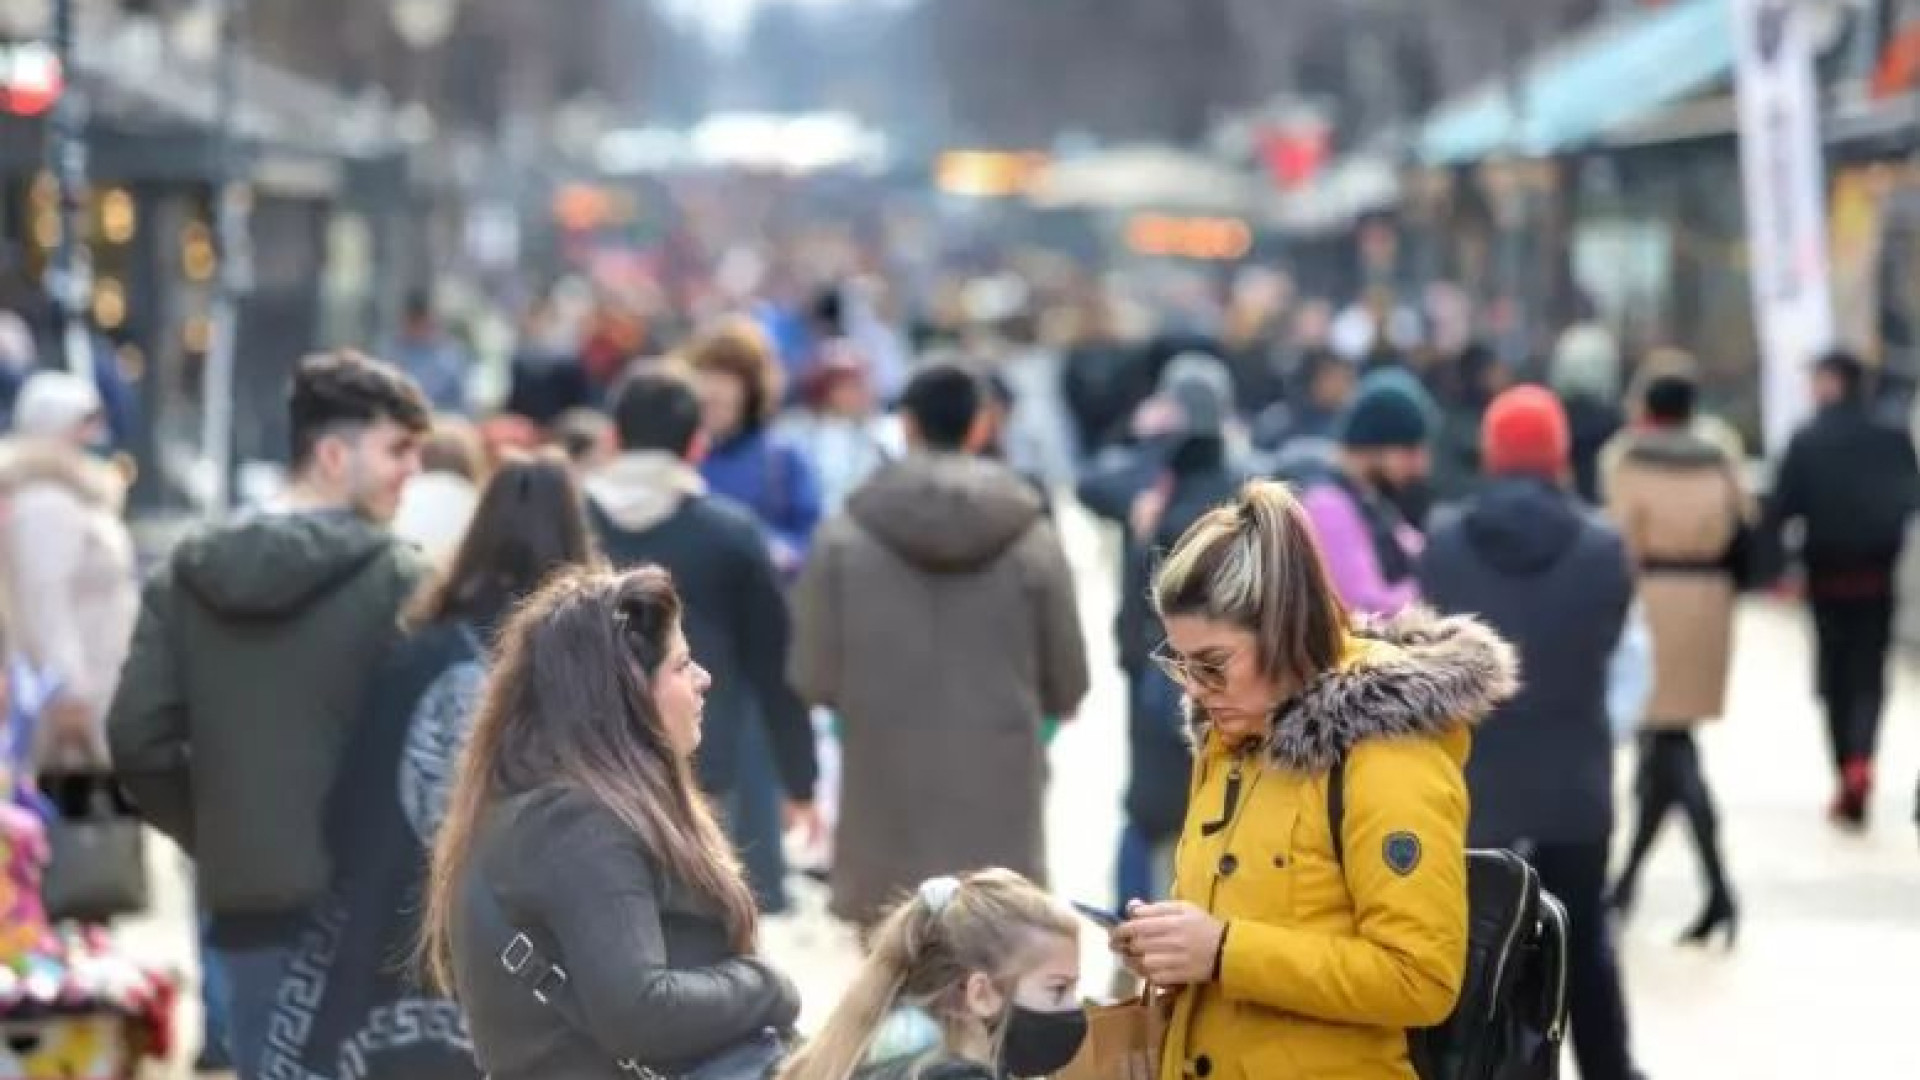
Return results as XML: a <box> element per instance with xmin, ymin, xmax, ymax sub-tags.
<box><xmin>0</xmin><ymin>789</ymin><xmax>175</xmax><ymax>1079</ymax></box>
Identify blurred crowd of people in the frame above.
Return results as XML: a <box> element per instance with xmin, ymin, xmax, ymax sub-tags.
<box><xmin>0</xmin><ymin>226</ymin><xmax>1906</xmax><ymax>1080</ymax></box>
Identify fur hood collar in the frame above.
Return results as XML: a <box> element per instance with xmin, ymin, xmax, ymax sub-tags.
<box><xmin>1189</xmin><ymin>607</ymin><xmax>1519</xmax><ymax>774</ymax></box>
<box><xmin>0</xmin><ymin>437</ymin><xmax>125</xmax><ymax>511</ymax></box>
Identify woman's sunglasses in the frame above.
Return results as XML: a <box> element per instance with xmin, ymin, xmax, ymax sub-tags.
<box><xmin>1149</xmin><ymin>641</ymin><xmax>1233</xmax><ymax>693</ymax></box>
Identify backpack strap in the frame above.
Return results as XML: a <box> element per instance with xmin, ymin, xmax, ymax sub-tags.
<box><xmin>1326</xmin><ymin>748</ymin><xmax>1349</xmax><ymax>867</ymax></box>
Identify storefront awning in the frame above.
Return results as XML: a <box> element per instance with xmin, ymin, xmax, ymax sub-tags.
<box><xmin>74</xmin><ymin>24</ymin><xmax>408</xmax><ymax>171</ymax></box>
<box><xmin>1416</xmin><ymin>0</ymin><xmax>1734</xmax><ymax>165</ymax></box>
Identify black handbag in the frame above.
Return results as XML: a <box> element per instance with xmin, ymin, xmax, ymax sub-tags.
<box><xmin>476</xmin><ymin>875</ymin><xmax>787</xmax><ymax>1080</ymax></box>
<box><xmin>40</xmin><ymin>771</ymin><xmax>150</xmax><ymax>923</ymax></box>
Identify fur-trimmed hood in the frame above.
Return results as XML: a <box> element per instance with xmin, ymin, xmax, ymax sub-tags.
<box><xmin>0</xmin><ymin>436</ymin><xmax>126</xmax><ymax>512</ymax></box>
<box><xmin>1189</xmin><ymin>607</ymin><xmax>1519</xmax><ymax>774</ymax></box>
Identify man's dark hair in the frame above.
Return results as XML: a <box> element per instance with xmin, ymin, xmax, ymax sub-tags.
<box><xmin>810</xmin><ymin>287</ymin><xmax>844</xmax><ymax>336</ymax></box>
<box><xmin>404</xmin><ymin>288</ymin><xmax>434</xmax><ymax>323</ymax></box>
<box><xmin>1643</xmin><ymin>373</ymin><xmax>1697</xmax><ymax>425</ymax></box>
<box><xmin>288</xmin><ymin>349</ymin><xmax>431</xmax><ymax>467</ymax></box>
<box><xmin>552</xmin><ymin>407</ymin><xmax>613</xmax><ymax>464</ymax></box>
<box><xmin>902</xmin><ymin>363</ymin><xmax>983</xmax><ymax>451</ymax></box>
<box><xmin>609</xmin><ymin>369</ymin><xmax>703</xmax><ymax>456</ymax></box>
<box><xmin>1816</xmin><ymin>349</ymin><xmax>1867</xmax><ymax>400</ymax></box>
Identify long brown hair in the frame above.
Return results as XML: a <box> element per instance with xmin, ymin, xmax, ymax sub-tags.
<box><xmin>777</xmin><ymin>869</ymin><xmax>1076</xmax><ymax>1080</ymax></box>
<box><xmin>403</xmin><ymin>450</ymin><xmax>600</xmax><ymax>630</ymax></box>
<box><xmin>685</xmin><ymin>317</ymin><xmax>784</xmax><ymax>430</ymax></box>
<box><xmin>1152</xmin><ymin>480</ymin><xmax>1349</xmax><ymax>690</ymax></box>
<box><xmin>420</xmin><ymin>565</ymin><xmax>756</xmax><ymax>991</ymax></box>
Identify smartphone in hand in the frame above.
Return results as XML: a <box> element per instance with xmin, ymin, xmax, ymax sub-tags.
<box><xmin>1071</xmin><ymin>901</ymin><xmax>1127</xmax><ymax>929</ymax></box>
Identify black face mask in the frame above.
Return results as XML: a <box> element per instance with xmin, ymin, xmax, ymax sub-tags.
<box><xmin>1000</xmin><ymin>1003</ymin><xmax>1089</xmax><ymax>1078</ymax></box>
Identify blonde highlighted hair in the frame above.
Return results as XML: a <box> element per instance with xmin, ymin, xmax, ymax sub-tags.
<box><xmin>1152</xmin><ymin>480</ymin><xmax>1349</xmax><ymax>689</ymax></box>
<box><xmin>777</xmin><ymin>869</ymin><xmax>1076</xmax><ymax>1080</ymax></box>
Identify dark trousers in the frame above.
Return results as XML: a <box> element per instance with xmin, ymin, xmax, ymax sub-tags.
<box><xmin>1812</xmin><ymin>597</ymin><xmax>1895</xmax><ymax>771</ymax></box>
<box><xmin>726</xmin><ymin>717</ymin><xmax>790</xmax><ymax>914</ymax></box>
<box><xmin>1529</xmin><ymin>842</ymin><xmax>1635</xmax><ymax>1080</ymax></box>
<box><xmin>1618</xmin><ymin>730</ymin><xmax>1733</xmax><ymax>907</ymax></box>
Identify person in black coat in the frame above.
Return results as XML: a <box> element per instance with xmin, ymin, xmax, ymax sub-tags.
<box><xmin>424</xmin><ymin>566</ymin><xmax>801</xmax><ymax>1080</ymax></box>
<box><xmin>1418</xmin><ymin>386</ymin><xmax>1642</xmax><ymax>1080</ymax></box>
<box><xmin>1078</xmin><ymin>353</ymin><xmax>1246</xmax><ymax>909</ymax></box>
<box><xmin>1763</xmin><ymin>350</ymin><xmax>1920</xmax><ymax>827</ymax></box>
<box><xmin>581</xmin><ymin>368</ymin><xmax>820</xmax><ymax>910</ymax></box>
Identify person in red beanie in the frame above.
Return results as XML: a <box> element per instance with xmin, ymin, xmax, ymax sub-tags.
<box><xmin>1417</xmin><ymin>384</ymin><xmax>1646</xmax><ymax>1080</ymax></box>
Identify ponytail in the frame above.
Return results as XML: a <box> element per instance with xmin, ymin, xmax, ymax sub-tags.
<box><xmin>777</xmin><ymin>892</ymin><xmax>934</xmax><ymax>1080</ymax></box>
<box><xmin>1154</xmin><ymin>480</ymin><xmax>1348</xmax><ymax>688</ymax></box>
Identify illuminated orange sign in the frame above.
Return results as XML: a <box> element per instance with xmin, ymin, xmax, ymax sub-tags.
<box><xmin>1125</xmin><ymin>214</ymin><xmax>1253</xmax><ymax>260</ymax></box>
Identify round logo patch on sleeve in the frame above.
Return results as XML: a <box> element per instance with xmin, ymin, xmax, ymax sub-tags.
<box><xmin>1382</xmin><ymin>832</ymin><xmax>1423</xmax><ymax>876</ymax></box>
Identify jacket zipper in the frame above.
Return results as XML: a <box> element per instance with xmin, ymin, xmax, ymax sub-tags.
<box><xmin>1200</xmin><ymin>754</ymin><xmax>1256</xmax><ymax>913</ymax></box>
<box><xmin>1184</xmin><ymin>749</ymin><xmax>1263</xmax><ymax>1067</ymax></box>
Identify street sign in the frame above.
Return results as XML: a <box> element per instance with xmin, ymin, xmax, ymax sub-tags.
<box><xmin>0</xmin><ymin>40</ymin><xmax>60</xmax><ymax>116</ymax></box>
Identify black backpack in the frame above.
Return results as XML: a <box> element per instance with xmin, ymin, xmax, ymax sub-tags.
<box><xmin>1328</xmin><ymin>753</ymin><xmax>1570</xmax><ymax>1080</ymax></box>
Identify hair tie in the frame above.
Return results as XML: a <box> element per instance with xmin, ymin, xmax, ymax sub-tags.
<box><xmin>917</xmin><ymin>875</ymin><xmax>961</xmax><ymax>915</ymax></box>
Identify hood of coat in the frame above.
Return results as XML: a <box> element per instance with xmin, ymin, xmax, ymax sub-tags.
<box><xmin>0</xmin><ymin>437</ymin><xmax>126</xmax><ymax>512</ymax></box>
<box><xmin>848</xmin><ymin>453</ymin><xmax>1042</xmax><ymax>572</ymax></box>
<box><xmin>1618</xmin><ymin>425</ymin><xmax>1730</xmax><ymax>470</ymax></box>
<box><xmin>1188</xmin><ymin>606</ymin><xmax>1519</xmax><ymax>774</ymax></box>
<box><xmin>1460</xmin><ymin>476</ymin><xmax>1583</xmax><ymax>576</ymax></box>
<box><xmin>171</xmin><ymin>510</ymin><xmax>398</xmax><ymax>620</ymax></box>
<box><xmin>585</xmin><ymin>451</ymin><xmax>708</xmax><ymax>533</ymax></box>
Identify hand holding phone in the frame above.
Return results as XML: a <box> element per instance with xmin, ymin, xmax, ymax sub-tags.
<box><xmin>1071</xmin><ymin>900</ymin><xmax>1127</xmax><ymax>929</ymax></box>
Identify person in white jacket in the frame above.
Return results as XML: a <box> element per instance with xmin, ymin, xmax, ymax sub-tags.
<box><xmin>393</xmin><ymin>418</ymin><xmax>485</xmax><ymax>565</ymax></box>
<box><xmin>777</xmin><ymin>342</ymin><xmax>901</xmax><ymax>514</ymax></box>
<box><xmin>0</xmin><ymin>371</ymin><xmax>137</xmax><ymax>769</ymax></box>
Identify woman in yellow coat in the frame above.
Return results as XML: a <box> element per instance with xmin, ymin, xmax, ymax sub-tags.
<box><xmin>1112</xmin><ymin>480</ymin><xmax>1517</xmax><ymax>1079</ymax></box>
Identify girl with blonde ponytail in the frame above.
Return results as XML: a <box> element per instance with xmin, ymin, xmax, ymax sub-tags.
<box><xmin>780</xmin><ymin>869</ymin><xmax>1086</xmax><ymax>1080</ymax></box>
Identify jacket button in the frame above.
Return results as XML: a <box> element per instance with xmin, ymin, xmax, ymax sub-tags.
<box><xmin>1218</xmin><ymin>854</ymin><xmax>1238</xmax><ymax>877</ymax></box>
<box><xmin>1191</xmin><ymin>1055</ymin><xmax>1214</xmax><ymax>1077</ymax></box>
<box><xmin>1272</xmin><ymin>854</ymin><xmax>1287</xmax><ymax>868</ymax></box>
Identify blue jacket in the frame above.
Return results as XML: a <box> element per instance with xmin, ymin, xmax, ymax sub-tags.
<box><xmin>700</xmin><ymin>428</ymin><xmax>822</xmax><ymax>575</ymax></box>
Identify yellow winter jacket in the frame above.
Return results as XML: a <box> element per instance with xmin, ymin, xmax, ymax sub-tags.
<box><xmin>1159</xmin><ymin>609</ymin><xmax>1517</xmax><ymax>1080</ymax></box>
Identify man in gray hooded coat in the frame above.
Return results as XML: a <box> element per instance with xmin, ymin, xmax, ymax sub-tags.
<box><xmin>791</xmin><ymin>363</ymin><xmax>1089</xmax><ymax>928</ymax></box>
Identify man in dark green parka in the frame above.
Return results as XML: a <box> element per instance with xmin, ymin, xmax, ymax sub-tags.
<box><xmin>108</xmin><ymin>349</ymin><xmax>431</xmax><ymax>1078</ymax></box>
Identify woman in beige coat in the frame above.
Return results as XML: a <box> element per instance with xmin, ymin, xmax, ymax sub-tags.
<box><xmin>1603</xmin><ymin>366</ymin><xmax>1744</xmax><ymax>948</ymax></box>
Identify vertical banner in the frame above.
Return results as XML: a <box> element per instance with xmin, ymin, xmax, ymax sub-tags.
<box><xmin>1733</xmin><ymin>0</ymin><xmax>1835</xmax><ymax>453</ymax></box>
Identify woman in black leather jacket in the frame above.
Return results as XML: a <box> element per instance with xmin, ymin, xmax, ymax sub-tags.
<box><xmin>421</xmin><ymin>565</ymin><xmax>800</xmax><ymax>1080</ymax></box>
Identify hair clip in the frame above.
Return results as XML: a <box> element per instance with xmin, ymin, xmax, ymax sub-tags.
<box><xmin>917</xmin><ymin>875</ymin><xmax>961</xmax><ymax>915</ymax></box>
